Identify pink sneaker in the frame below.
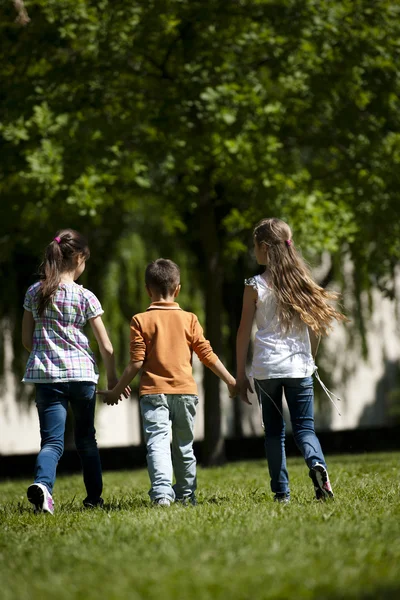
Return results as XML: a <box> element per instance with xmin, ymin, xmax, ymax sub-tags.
<box><xmin>27</xmin><ymin>483</ymin><xmax>55</xmax><ymax>515</ymax></box>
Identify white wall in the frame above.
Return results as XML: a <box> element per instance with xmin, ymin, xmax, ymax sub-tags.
<box><xmin>1</xmin><ymin>274</ymin><xmax>399</xmax><ymax>455</ymax></box>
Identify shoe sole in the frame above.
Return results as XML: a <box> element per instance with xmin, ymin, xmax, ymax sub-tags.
<box><xmin>309</xmin><ymin>465</ymin><xmax>334</xmax><ymax>500</ymax></box>
<box><xmin>27</xmin><ymin>484</ymin><xmax>44</xmax><ymax>513</ymax></box>
<box><xmin>27</xmin><ymin>484</ymin><xmax>53</xmax><ymax>514</ymax></box>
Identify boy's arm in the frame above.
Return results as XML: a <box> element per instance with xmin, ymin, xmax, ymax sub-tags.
<box><xmin>97</xmin><ymin>315</ymin><xmax>147</xmax><ymax>405</ymax></box>
<box><xmin>191</xmin><ymin>317</ymin><xmax>245</xmax><ymax>402</ymax></box>
<box><xmin>236</xmin><ymin>285</ymin><xmax>257</xmax><ymax>404</ymax></box>
<box><xmin>191</xmin><ymin>317</ymin><xmax>219</xmax><ymax>367</ymax></box>
<box><xmin>207</xmin><ymin>359</ymin><xmax>244</xmax><ymax>402</ymax></box>
<box><xmin>22</xmin><ymin>309</ymin><xmax>34</xmax><ymax>352</ymax></box>
<box><xmin>89</xmin><ymin>315</ymin><xmax>118</xmax><ymax>388</ymax></box>
<box><xmin>97</xmin><ymin>360</ymin><xmax>143</xmax><ymax>405</ymax></box>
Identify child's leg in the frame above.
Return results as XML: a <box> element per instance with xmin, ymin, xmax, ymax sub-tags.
<box><xmin>33</xmin><ymin>383</ymin><xmax>68</xmax><ymax>494</ymax></box>
<box><xmin>169</xmin><ymin>395</ymin><xmax>198</xmax><ymax>501</ymax></box>
<box><xmin>283</xmin><ymin>377</ymin><xmax>326</xmax><ymax>468</ymax></box>
<box><xmin>69</xmin><ymin>382</ymin><xmax>102</xmax><ymax>503</ymax></box>
<box><xmin>140</xmin><ymin>394</ymin><xmax>175</xmax><ymax>502</ymax></box>
<box><xmin>284</xmin><ymin>376</ymin><xmax>333</xmax><ymax>499</ymax></box>
<box><xmin>254</xmin><ymin>379</ymin><xmax>289</xmax><ymax>497</ymax></box>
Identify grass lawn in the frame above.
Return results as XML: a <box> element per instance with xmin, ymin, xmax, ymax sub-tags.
<box><xmin>0</xmin><ymin>452</ymin><xmax>399</xmax><ymax>600</ymax></box>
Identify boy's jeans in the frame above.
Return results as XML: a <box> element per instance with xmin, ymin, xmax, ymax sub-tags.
<box><xmin>254</xmin><ymin>376</ymin><xmax>327</xmax><ymax>496</ymax></box>
<box><xmin>140</xmin><ymin>394</ymin><xmax>198</xmax><ymax>501</ymax></box>
<box><xmin>34</xmin><ymin>382</ymin><xmax>102</xmax><ymax>500</ymax></box>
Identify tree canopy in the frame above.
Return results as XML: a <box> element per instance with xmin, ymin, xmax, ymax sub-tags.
<box><xmin>1</xmin><ymin>0</ymin><xmax>400</xmax><ymax>461</ymax></box>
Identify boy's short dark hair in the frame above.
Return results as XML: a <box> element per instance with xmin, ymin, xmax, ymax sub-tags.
<box><xmin>145</xmin><ymin>259</ymin><xmax>180</xmax><ymax>297</ymax></box>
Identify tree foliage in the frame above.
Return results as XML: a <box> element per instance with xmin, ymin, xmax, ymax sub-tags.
<box><xmin>1</xmin><ymin>0</ymin><xmax>400</xmax><ymax>461</ymax></box>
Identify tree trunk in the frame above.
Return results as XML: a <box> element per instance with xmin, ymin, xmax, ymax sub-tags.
<box><xmin>198</xmin><ymin>198</ymin><xmax>225</xmax><ymax>465</ymax></box>
<box><xmin>224</xmin><ymin>279</ymin><xmax>244</xmax><ymax>438</ymax></box>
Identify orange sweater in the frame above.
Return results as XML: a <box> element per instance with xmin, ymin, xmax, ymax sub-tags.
<box><xmin>130</xmin><ymin>302</ymin><xmax>219</xmax><ymax>396</ymax></box>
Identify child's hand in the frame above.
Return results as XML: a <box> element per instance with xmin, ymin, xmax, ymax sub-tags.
<box><xmin>96</xmin><ymin>389</ymin><xmax>121</xmax><ymax>406</ymax></box>
<box><xmin>227</xmin><ymin>382</ymin><xmax>237</xmax><ymax>399</ymax></box>
<box><xmin>237</xmin><ymin>376</ymin><xmax>253</xmax><ymax>405</ymax></box>
<box><xmin>97</xmin><ymin>385</ymin><xmax>130</xmax><ymax>406</ymax></box>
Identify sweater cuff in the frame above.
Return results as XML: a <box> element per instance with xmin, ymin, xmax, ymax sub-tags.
<box><xmin>130</xmin><ymin>349</ymin><xmax>146</xmax><ymax>362</ymax></box>
<box><xmin>201</xmin><ymin>352</ymin><xmax>219</xmax><ymax>368</ymax></box>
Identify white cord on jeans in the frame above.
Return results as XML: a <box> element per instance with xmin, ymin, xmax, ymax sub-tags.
<box><xmin>313</xmin><ymin>367</ymin><xmax>342</xmax><ymax>416</ymax></box>
<box><xmin>253</xmin><ymin>378</ymin><xmax>284</xmax><ymax>428</ymax></box>
<box><xmin>253</xmin><ymin>368</ymin><xmax>342</xmax><ymax>427</ymax></box>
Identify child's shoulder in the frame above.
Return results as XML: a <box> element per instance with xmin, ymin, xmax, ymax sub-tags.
<box><xmin>244</xmin><ymin>275</ymin><xmax>258</xmax><ymax>289</ymax></box>
<box><xmin>245</xmin><ymin>274</ymin><xmax>272</xmax><ymax>292</ymax></box>
<box><xmin>131</xmin><ymin>310</ymin><xmax>147</xmax><ymax>321</ymax></box>
<box><xmin>72</xmin><ymin>283</ymin><xmax>98</xmax><ymax>301</ymax></box>
<box><xmin>132</xmin><ymin>307</ymin><xmax>198</xmax><ymax>324</ymax></box>
<box><xmin>25</xmin><ymin>281</ymin><xmax>41</xmax><ymax>296</ymax></box>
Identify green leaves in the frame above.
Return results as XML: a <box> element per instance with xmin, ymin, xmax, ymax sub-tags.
<box><xmin>1</xmin><ymin>0</ymin><xmax>400</xmax><ymax>346</ymax></box>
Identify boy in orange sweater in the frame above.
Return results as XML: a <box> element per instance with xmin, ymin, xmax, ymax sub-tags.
<box><xmin>98</xmin><ymin>259</ymin><xmax>237</xmax><ymax>506</ymax></box>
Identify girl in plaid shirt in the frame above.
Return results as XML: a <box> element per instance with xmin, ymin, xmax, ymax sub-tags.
<box><xmin>22</xmin><ymin>229</ymin><xmax>121</xmax><ymax>514</ymax></box>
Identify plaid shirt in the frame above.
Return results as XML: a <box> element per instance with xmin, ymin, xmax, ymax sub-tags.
<box><xmin>22</xmin><ymin>281</ymin><xmax>103</xmax><ymax>383</ymax></box>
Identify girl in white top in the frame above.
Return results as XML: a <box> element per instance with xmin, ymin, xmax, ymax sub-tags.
<box><xmin>236</xmin><ymin>218</ymin><xmax>347</xmax><ymax>502</ymax></box>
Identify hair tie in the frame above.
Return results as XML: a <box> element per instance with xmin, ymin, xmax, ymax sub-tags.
<box><xmin>286</xmin><ymin>239</ymin><xmax>292</xmax><ymax>246</ymax></box>
<box><xmin>54</xmin><ymin>236</ymin><xmax>61</xmax><ymax>244</ymax></box>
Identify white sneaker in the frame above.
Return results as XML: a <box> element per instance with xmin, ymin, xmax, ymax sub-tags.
<box><xmin>27</xmin><ymin>483</ymin><xmax>55</xmax><ymax>515</ymax></box>
<box><xmin>153</xmin><ymin>497</ymin><xmax>171</xmax><ymax>507</ymax></box>
<box><xmin>309</xmin><ymin>463</ymin><xmax>334</xmax><ymax>500</ymax></box>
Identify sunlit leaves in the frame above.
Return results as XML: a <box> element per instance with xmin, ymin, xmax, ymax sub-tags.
<box><xmin>1</xmin><ymin>0</ymin><xmax>400</xmax><ymax>304</ymax></box>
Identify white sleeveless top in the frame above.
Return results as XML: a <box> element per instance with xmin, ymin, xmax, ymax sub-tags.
<box><xmin>246</xmin><ymin>274</ymin><xmax>315</xmax><ymax>380</ymax></box>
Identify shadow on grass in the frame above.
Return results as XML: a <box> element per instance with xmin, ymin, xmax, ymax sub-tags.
<box><xmin>324</xmin><ymin>586</ymin><xmax>400</xmax><ymax>600</ymax></box>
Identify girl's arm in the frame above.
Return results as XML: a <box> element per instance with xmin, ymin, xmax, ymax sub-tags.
<box><xmin>22</xmin><ymin>310</ymin><xmax>34</xmax><ymax>352</ymax></box>
<box><xmin>236</xmin><ymin>285</ymin><xmax>257</xmax><ymax>404</ymax></box>
<box><xmin>89</xmin><ymin>315</ymin><xmax>118</xmax><ymax>388</ymax></box>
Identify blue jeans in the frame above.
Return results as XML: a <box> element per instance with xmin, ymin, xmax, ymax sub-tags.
<box><xmin>254</xmin><ymin>376</ymin><xmax>326</xmax><ymax>496</ymax></box>
<box><xmin>34</xmin><ymin>382</ymin><xmax>102</xmax><ymax>500</ymax></box>
<box><xmin>140</xmin><ymin>394</ymin><xmax>198</xmax><ymax>501</ymax></box>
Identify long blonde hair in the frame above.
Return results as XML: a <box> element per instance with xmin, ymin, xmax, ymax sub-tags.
<box><xmin>253</xmin><ymin>218</ymin><xmax>348</xmax><ymax>335</ymax></box>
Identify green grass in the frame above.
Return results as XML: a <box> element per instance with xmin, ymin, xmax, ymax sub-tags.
<box><xmin>1</xmin><ymin>453</ymin><xmax>400</xmax><ymax>600</ymax></box>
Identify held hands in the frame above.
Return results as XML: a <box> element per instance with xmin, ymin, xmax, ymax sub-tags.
<box><xmin>227</xmin><ymin>377</ymin><xmax>252</xmax><ymax>405</ymax></box>
<box><xmin>236</xmin><ymin>376</ymin><xmax>253</xmax><ymax>405</ymax></box>
<box><xmin>97</xmin><ymin>361</ymin><xmax>142</xmax><ymax>406</ymax></box>
<box><xmin>96</xmin><ymin>378</ymin><xmax>131</xmax><ymax>406</ymax></box>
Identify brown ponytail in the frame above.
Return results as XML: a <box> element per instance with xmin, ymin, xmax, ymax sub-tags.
<box><xmin>37</xmin><ymin>229</ymin><xmax>90</xmax><ymax>316</ymax></box>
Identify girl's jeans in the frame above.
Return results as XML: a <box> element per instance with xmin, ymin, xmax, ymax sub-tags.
<box><xmin>254</xmin><ymin>376</ymin><xmax>326</xmax><ymax>496</ymax></box>
<box><xmin>34</xmin><ymin>382</ymin><xmax>102</xmax><ymax>500</ymax></box>
<box><xmin>140</xmin><ymin>394</ymin><xmax>198</xmax><ymax>501</ymax></box>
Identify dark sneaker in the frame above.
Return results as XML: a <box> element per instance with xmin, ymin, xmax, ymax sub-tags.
<box><xmin>153</xmin><ymin>497</ymin><xmax>171</xmax><ymax>507</ymax></box>
<box><xmin>309</xmin><ymin>463</ymin><xmax>334</xmax><ymax>500</ymax></box>
<box><xmin>175</xmin><ymin>494</ymin><xmax>198</xmax><ymax>507</ymax></box>
<box><xmin>27</xmin><ymin>483</ymin><xmax>54</xmax><ymax>515</ymax></box>
<box><xmin>274</xmin><ymin>493</ymin><xmax>290</xmax><ymax>504</ymax></box>
<box><xmin>83</xmin><ymin>497</ymin><xmax>104</xmax><ymax>509</ymax></box>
